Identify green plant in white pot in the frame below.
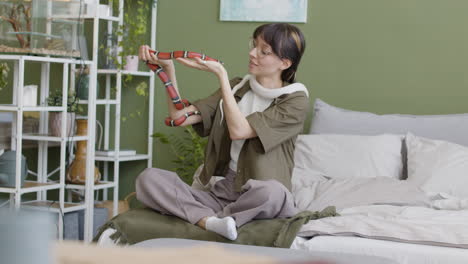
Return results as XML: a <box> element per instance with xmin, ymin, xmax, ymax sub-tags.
<box><xmin>46</xmin><ymin>90</ymin><xmax>80</xmax><ymax>137</ymax></box>
<box><xmin>117</xmin><ymin>0</ymin><xmax>149</xmax><ymax>71</ymax></box>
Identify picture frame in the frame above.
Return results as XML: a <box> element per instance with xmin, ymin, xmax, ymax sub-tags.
<box><xmin>220</xmin><ymin>0</ymin><xmax>308</xmax><ymax>23</ymax></box>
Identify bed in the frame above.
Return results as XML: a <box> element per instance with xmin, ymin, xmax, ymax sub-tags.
<box><xmin>97</xmin><ymin>98</ymin><xmax>468</xmax><ymax>264</ymax></box>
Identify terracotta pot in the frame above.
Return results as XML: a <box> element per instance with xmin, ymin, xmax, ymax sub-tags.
<box><xmin>49</xmin><ymin>112</ymin><xmax>76</xmax><ymax>137</ymax></box>
<box><xmin>124</xmin><ymin>55</ymin><xmax>139</xmax><ymax>71</ymax></box>
<box><xmin>66</xmin><ymin>119</ymin><xmax>101</xmax><ymax>184</ymax></box>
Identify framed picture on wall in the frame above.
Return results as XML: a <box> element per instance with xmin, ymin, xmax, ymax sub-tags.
<box><xmin>220</xmin><ymin>0</ymin><xmax>308</xmax><ymax>23</ymax></box>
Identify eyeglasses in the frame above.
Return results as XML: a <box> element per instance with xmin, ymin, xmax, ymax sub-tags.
<box><xmin>249</xmin><ymin>39</ymin><xmax>274</xmax><ymax>58</ymax></box>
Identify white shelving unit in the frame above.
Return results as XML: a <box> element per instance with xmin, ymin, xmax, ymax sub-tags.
<box><xmin>0</xmin><ymin>0</ymin><xmax>157</xmax><ymax>242</ymax></box>
<box><xmin>73</xmin><ymin>0</ymin><xmax>157</xmax><ymax>242</ymax></box>
<box><xmin>0</xmin><ymin>55</ymin><xmax>95</xmax><ymax>240</ymax></box>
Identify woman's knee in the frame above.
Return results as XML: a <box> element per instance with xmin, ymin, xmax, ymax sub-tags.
<box><xmin>136</xmin><ymin>168</ymin><xmax>178</xmax><ymax>192</ymax></box>
<box><xmin>244</xmin><ymin>179</ymin><xmax>287</xmax><ymax>202</ymax></box>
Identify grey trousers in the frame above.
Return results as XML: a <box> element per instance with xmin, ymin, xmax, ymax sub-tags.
<box><xmin>136</xmin><ymin>167</ymin><xmax>298</xmax><ymax>227</ymax></box>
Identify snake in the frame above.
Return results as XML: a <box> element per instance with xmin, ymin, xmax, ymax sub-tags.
<box><xmin>145</xmin><ymin>50</ymin><xmax>223</xmax><ymax>127</ymax></box>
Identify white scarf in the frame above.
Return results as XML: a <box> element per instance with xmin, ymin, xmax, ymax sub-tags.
<box><xmin>219</xmin><ymin>74</ymin><xmax>309</xmax><ymax>124</ymax></box>
<box><xmin>219</xmin><ymin>74</ymin><xmax>309</xmax><ymax>171</ymax></box>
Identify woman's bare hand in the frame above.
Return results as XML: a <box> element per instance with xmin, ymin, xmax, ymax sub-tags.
<box><xmin>176</xmin><ymin>57</ymin><xmax>225</xmax><ymax>77</ymax></box>
<box><xmin>138</xmin><ymin>45</ymin><xmax>174</xmax><ymax>69</ymax></box>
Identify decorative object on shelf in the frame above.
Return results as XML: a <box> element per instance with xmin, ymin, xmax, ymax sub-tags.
<box><xmin>123</xmin><ymin>55</ymin><xmax>138</xmax><ymax>71</ymax></box>
<box><xmin>152</xmin><ymin>127</ymin><xmax>207</xmax><ymax>185</ymax></box>
<box><xmin>98</xmin><ymin>4</ymin><xmax>111</xmax><ymax>17</ymax></box>
<box><xmin>66</xmin><ymin>118</ymin><xmax>101</xmax><ymax>184</ymax></box>
<box><xmin>95</xmin><ymin>149</ymin><xmax>136</xmax><ymax>157</ymax></box>
<box><xmin>0</xmin><ymin>62</ymin><xmax>9</xmax><ymax>92</ymax></box>
<box><xmin>46</xmin><ymin>90</ymin><xmax>79</xmax><ymax>137</ymax></box>
<box><xmin>95</xmin><ymin>192</ymin><xmax>136</xmax><ymax>220</ymax></box>
<box><xmin>75</xmin><ymin>67</ymin><xmax>100</xmax><ymax>100</ymax></box>
<box><xmin>0</xmin><ymin>0</ymin><xmax>85</xmax><ymax>57</ymax></box>
<box><xmin>220</xmin><ymin>0</ymin><xmax>308</xmax><ymax>23</ymax></box>
<box><xmin>23</xmin><ymin>84</ymin><xmax>38</xmax><ymax>106</ymax></box>
<box><xmin>0</xmin><ymin>150</ymin><xmax>28</xmax><ymax>187</ymax></box>
<box><xmin>99</xmin><ymin>33</ymin><xmax>119</xmax><ymax>69</ymax></box>
<box><xmin>49</xmin><ymin>112</ymin><xmax>75</xmax><ymax>137</ymax></box>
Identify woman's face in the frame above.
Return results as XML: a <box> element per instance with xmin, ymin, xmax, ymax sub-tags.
<box><xmin>248</xmin><ymin>36</ymin><xmax>289</xmax><ymax>79</ymax></box>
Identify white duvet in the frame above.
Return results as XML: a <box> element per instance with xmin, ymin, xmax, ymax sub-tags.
<box><xmin>293</xmin><ymin>177</ymin><xmax>468</xmax><ymax>249</ymax></box>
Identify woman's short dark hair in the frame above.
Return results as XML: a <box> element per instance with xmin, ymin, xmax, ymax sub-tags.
<box><xmin>253</xmin><ymin>23</ymin><xmax>306</xmax><ymax>83</ymax></box>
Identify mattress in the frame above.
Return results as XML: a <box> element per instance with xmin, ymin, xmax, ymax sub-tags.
<box><xmin>97</xmin><ymin>227</ymin><xmax>468</xmax><ymax>264</ymax></box>
<box><xmin>133</xmin><ymin>238</ymin><xmax>397</xmax><ymax>264</ymax></box>
<box><xmin>291</xmin><ymin>236</ymin><xmax>468</xmax><ymax>264</ymax></box>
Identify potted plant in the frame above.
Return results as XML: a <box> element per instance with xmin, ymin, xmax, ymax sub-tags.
<box><xmin>117</xmin><ymin>0</ymin><xmax>149</xmax><ymax>71</ymax></box>
<box><xmin>46</xmin><ymin>90</ymin><xmax>80</xmax><ymax>137</ymax></box>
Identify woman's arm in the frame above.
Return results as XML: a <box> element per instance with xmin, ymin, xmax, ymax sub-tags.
<box><xmin>176</xmin><ymin>57</ymin><xmax>256</xmax><ymax>139</ymax></box>
<box><xmin>217</xmin><ymin>70</ymin><xmax>257</xmax><ymax>140</ymax></box>
<box><xmin>139</xmin><ymin>45</ymin><xmax>202</xmax><ymax>126</ymax></box>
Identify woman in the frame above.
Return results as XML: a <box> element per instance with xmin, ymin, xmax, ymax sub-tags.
<box><xmin>136</xmin><ymin>23</ymin><xmax>309</xmax><ymax>240</ymax></box>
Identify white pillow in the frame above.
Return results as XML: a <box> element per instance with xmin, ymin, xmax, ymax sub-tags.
<box><xmin>292</xmin><ymin>134</ymin><xmax>404</xmax><ymax>188</ymax></box>
<box><xmin>406</xmin><ymin>133</ymin><xmax>468</xmax><ymax>198</ymax></box>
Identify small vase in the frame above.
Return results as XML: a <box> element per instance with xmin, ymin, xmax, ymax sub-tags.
<box><xmin>76</xmin><ymin>73</ymin><xmax>100</xmax><ymax>100</ymax></box>
<box><xmin>66</xmin><ymin>118</ymin><xmax>101</xmax><ymax>184</ymax></box>
<box><xmin>124</xmin><ymin>55</ymin><xmax>139</xmax><ymax>71</ymax></box>
<box><xmin>49</xmin><ymin>112</ymin><xmax>76</xmax><ymax>137</ymax></box>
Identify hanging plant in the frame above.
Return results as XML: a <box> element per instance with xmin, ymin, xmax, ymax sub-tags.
<box><xmin>0</xmin><ymin>63</ymin><xmax>10</xmax><ymax>91</ymax></box>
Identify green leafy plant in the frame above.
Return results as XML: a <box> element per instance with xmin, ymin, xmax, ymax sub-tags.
<box><xmin>117</xmin><ymin>0</ymin><xmax>149</xmax><ymax>57</ymax></box>
<box><xmin>0</xmin><ymin>62</ymin><xmax>10</xmax><ymax>91</ymax></box>
<box><xmin>152</xmin><ymin>127</ymin><xmax>207</xmax><ymax>185</ymax></box>
<box><xmin>97</xmin><ymin>0</ymin><xmax>153</xmax><ymax>122</ymax></box>
<box><xmin>121</xmin><ymin>76</ymin><xmax>148</xmax><ymax>122</ymax></box>
<box><xmin>46</xmin><ymin>90</ymin><xmax>80</xmax><ymax>112</ymax></box>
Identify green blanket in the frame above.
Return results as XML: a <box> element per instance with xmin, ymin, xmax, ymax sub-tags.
<box><xmin>93</xmin><ymin>207</ymin><xmax>338</xmax><ymax>248</ymax></box>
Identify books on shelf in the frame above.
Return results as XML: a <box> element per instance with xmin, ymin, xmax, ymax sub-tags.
<box><xmin>95</xmin><ymin>149</ymin><xmax>136</xmax><ymax>157</ymax></box>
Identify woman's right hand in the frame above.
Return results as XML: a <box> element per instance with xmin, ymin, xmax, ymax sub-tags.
<box><xmin>139</xmin><ymin>45</ymin><xmax>174</xmax><ymax>69</ymax></box>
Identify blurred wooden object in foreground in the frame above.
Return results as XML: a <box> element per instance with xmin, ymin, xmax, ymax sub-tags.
<box><xmin>54</xmin><ymin>241</ymin><xmax>277</xmax><ymax>264</ymax></box>
<box><xmin>53</xmin><ymin>241</ymin><xmax>332</xmax><ymax>264</ymax></box>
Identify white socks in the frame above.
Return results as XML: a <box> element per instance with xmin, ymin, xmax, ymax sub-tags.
<box><xmin>205</xmin><ymin>216</ymin><xmax>238</xmax><ymax>240</ymax></box>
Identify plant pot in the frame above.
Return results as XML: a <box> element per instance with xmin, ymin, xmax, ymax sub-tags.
<box><xmin>124</xmin><ymin>55</ymin><xmax>139</xmax><ymax>71</ymax></box>
<box><xmin>49</xmin><ymin>112</ymin><xmax>76</xmax><ymax>137</ymax></box>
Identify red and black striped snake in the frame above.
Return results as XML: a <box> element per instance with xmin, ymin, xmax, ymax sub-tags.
<box><xmin>145</xmin><ymin>50</ymin><xmax>223</xmax><ymax>127</ymax></box>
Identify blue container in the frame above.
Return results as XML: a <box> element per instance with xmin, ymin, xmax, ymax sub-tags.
<box><xmin>0</xmin><ymin>151</ymin><xmax>28</xmax><ymax>187</ymax></box>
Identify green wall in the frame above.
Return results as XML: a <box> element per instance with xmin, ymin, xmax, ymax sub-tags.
<box><xmin>5</xmin><ymin>0</ymin><xmax>468</xmax><ymax>198</ymax></box>
<box><xmin>145</xmin><ymin>0</ymin><xmax>468</xmax><ymax>162</ymax></box>
<box><xmin>116</xmin><ymin>0</ymin><xmax>468</xmax><ymax>196</ymax></box>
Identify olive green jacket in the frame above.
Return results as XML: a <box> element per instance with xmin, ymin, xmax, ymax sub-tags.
<box><xmin>192</xmin><ymin>77</ymin><xmax>309</xmax><ymax>192</ymax></box>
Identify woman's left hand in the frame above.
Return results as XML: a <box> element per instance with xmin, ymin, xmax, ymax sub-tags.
<box><xmin>176</xmin><ymin>57</ymin><xmax>225</xmax><ymax>77</ymax></box>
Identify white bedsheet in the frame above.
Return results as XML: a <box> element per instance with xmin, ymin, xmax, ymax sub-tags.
<box><xmin>291</xmin><ymin>236</ymin><xmax>468</xmax><ymax>264</ymax></box>
<box><xmin>298</xmin><ymin>204</ymin><xmax>468</xmax><ymax>248</ymax></box>
<box><xmin>293</xmin><ymin>177</ymin><xmax>468</xmax><ymax>249</ymax></box>
<box><xmin>291</xmin><ymin>176</ymin><xmax>468</xmax><ymax>263</ymax></box>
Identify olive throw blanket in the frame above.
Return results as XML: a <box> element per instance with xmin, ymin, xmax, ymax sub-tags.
<box><xmin>93</xmin><ymin>206</ymin><xmax>338</xmax><ymax>248</ymax></box>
